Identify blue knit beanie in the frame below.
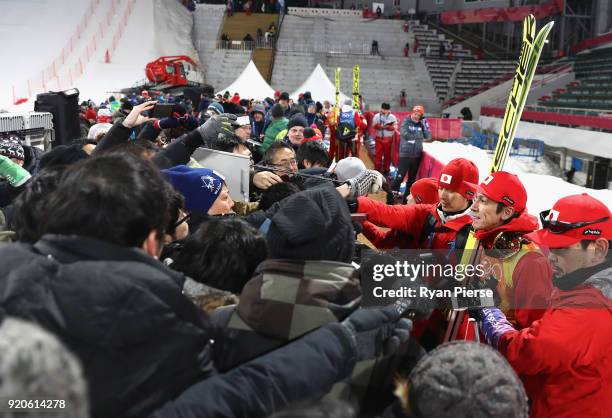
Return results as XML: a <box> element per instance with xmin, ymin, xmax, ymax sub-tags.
<box><xmin>207</xmin><ymin>102</ymin><xmax>224</xmax><ymax>115</ymax></box>
<box><xmin>161</xmin><ymin>165</ymin><xmax>225</xmax><ymax>214</ymax></box>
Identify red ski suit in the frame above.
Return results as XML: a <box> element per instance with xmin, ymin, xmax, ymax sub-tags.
<box><xmin>361</xmin><ymin>220</ymin><xmax>415</xmax><ymax>249</ymax></box>
<box><xmin>356</xmin><ymin>198</ymin><xmax>472</xmax><ymax>250</ymax></box>
<box><xmin>498</xmin><ymin>268</ymin><xmax>612</xmax><ymax>418</ymax></box>
<box><xmin>474</xmin><ymin>213</ymin><xmax>553</xmax><ymax>328</ymax></box>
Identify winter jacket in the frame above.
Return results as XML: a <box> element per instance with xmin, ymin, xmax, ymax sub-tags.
<box><xmin>22</xmin><ymin>144</ymin><xmax>44</xmax><ymax>175</ymax></box>
<box><xmin>497</xmin><ymin>260</ymin><xmax>612</xmax><ymax>418</ymax></box>
<box><xmin>0</xmin><ymin>235</ymin><xmax>211</xmax><ymax>418</ymax></box>
<box><xmin>150</xmin><ymin>322</ymin><xmax>359</xmax><ymax>418</ymax></box>
<box><xmin>94</xmin><ymin>122</ymin><xmax>205</xmax><ymax>169</ymax></box>
<box><xmin>207</xmin><ymin>259</ymin><xmax>423</xmax><ymax>415</ymax></box>
<box><xmin>261</xmin><ymin>117</ymin><xmax>288</xmax><ymax>153</ymax></box>
<box><xmin>250</xmin><ymin>118</ymin><xmax>266</xmax><ymax>142</ymax></box>
<box><xmin>474</xmin><ymin>212</ymin><xmax>552</xmax><ymax>328</ymax></box>
<box><xmin>356</xmin><ymin>198</ymin><xmax>472</xmax><ymax>250</ymax></box>
<box><xmin>361</xmin><ymin>220</ymin><xmax>415</xmax><ymax>249</ymax></box>
<box><xmin>399</xmin><ymin>117</ymin><xmax>430</xmax><ymax>158</ymax></box>
<box><xmin>372</xmin><ymin>112</ymin><xmax>398</xmax><ymax>139</ymax></box>
<box><xmin>208</xmin><ymin>259</ymin><xmax>361</xmax><ymax>371</ymax></box>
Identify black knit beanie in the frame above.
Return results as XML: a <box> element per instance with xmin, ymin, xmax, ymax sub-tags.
<box><xmin>266</xmin><ymin>187</ymin><xmax>354</xmax><ymax>263</ymax></box>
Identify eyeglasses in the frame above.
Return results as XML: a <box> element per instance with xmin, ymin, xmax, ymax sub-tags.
<box><xmin>270</xmin><ymin>158</ymin><xmax>297</xmax><ymax>168</ymax></box>
<box><xmin>539</xmin><ymin>209</ymin><xmax>609</xmax><ymax>234</ymax></box>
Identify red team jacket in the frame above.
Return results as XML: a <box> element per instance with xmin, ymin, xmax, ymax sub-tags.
<box><xmin>356</xmin><ymin>198</ymin><xmax>472</xmax><ymax>250</ymax></box>
<box><xmin>498</xmin><ymin>275</ymin><xmax>612</xmax><ymax>418</ymax></box>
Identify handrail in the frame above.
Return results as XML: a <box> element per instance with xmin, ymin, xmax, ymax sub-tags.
<box><xmin>424</xmin><ymin>20</ymin><xmax>502</xmax><ymax>60</ymax></box>
<box><xmin>481</xmin><ymin>105</ymin><xmax>612</xmax><ymax>131</ymax></box>
<box><xmin>444</xmin><ymin>63</ymin><xmax>572</xmax><ymax>108</ymax></box>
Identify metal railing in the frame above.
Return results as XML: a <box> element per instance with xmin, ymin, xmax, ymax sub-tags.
<box><xmin>216</xmin><ymin>39</ymin><xmax>277</xmax><ymax>50</ymax></box>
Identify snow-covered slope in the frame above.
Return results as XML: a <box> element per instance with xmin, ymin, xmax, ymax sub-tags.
<box><xmin>0</xmin><ymin>0</ymin><xmax>89</xmax><ymax>109</ymax></box>
<box><xmin>75</xmin><ymin>0</ymin><xmax>199</xmax><ymax>103</ymax></box>
<box><xmin>2</xmin><ymin>0</ymin><xmax>200</xmax><ymax>109</ymax></box>
<box><xmin>424</xmin><ymin>141</ymin><xmax>612</xmax><ymax>217</ymax></box>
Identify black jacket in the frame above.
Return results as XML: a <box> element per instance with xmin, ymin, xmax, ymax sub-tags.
<box><xmin>150</xmin><ymin>323</ymin><xmax>358</xmax><ymax>418</ymax></box>
<box><xmin>0</xmin><ymin>235</ymin><xmax>212</xmax><ymax>418</ymax></box>
<box><xmin>94</xmin><ymin>122</ymin><xmax>205</xmax><ymax>169</ymax></box>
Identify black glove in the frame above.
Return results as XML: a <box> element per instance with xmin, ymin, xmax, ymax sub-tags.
<box><xmin>196</xmin><ymin>114</ymin><xmax>236</xmax><ymax>147</ymax></box>
<box><xmin>342</xmin><ymin>305</ymin><xmax>412</xmax><ymax>361</ymax></box>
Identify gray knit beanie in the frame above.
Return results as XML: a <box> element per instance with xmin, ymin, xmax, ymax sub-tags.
<box><xmin>407</xmin><ymin>341</ymin><xmax>528</xmax><ymax>418</ymax></box>
<box><xmin>0</xmin><ymin>317</ymin><xmax>89</xmax><ymax>418</ymax></box>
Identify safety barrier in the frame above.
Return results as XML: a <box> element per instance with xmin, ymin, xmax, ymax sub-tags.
<box><xmin>481</xmin><ymin>105</ymin><xmax>612</xmax><ymax>131</ymax></box>
<box><xmin>391</xmin><ymin>112</ymin><xmax>463</xmax><ymax>141</ymax></box>
<box><xmin>12</xmin><ymin>0</ymin><xmax>136</xmax><ymax>104</ymax></box>
<box><xmin>571</xmin><ymin>32</ymin><xmax>612</xmax><ymax>55</ymax></box>
<box><xmin>287</xmin><ymin>7</ymin><xmax>362</xmax><ymax>19</ymax></box>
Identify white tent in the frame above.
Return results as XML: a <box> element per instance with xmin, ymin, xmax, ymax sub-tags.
<box><xmin>290</xmin><ymin>64</ymin><xmax>350</xmax><ymax>104</ymax></box>
<box><xmin>216</xmin><ymin>60</ymin><xmax>275</xmax><ymax>100</ymax></box>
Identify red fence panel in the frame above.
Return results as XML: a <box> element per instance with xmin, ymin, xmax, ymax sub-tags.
<box><xmin>481</xmin><ymin>106</ymin><xmax>612</xmax><ymax>131</ymax></box>
<box><xmin>441</xmin><ymin>0</ymin><xmax>563</xmax><ymax>24</ymax></box>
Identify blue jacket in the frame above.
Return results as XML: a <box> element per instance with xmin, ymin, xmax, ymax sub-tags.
<box><xmin>399</xmin><ymin>117</ymin><xmax>431</xmax><ymax>158</ymax></box>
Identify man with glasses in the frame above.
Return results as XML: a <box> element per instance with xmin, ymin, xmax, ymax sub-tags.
<box><xmin>262</xmin><ymin>142</ymin><xmax>298</xmax><ymax>179</ymax></box>
<box><xmin>479</xmin><ymin>193</ymin><xmax>612</xmax><ymax>418</ymax></box>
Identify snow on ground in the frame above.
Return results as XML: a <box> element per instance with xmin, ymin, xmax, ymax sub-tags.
<box><xmin>2</xmin><ymin>0</ymin><xmax>199</xmax><ymax>109</ymax></box>
<box><xmin>424</xmin><ymin>141</ymin><xmax>612</xmax><ymax>217</ymax></box>
<box><xmin>0</xmin><ymin>0</ymin><xmax>89</xmax><ymax>110</ymax></box>
<box><xmin>480</xmin><ymin>116</ymin><xmax>612</xmax><ymax>160</ymax></box>
<box><xmin>74</xmin><ymin>0</ymin><xmax>199</xmax><ymax>103</ymax></box>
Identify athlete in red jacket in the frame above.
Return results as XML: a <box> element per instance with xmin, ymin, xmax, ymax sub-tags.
<box><xmin>346</xmin><ymin>158</ymin><xmax>479</xmax><ymax>251</ymax></box>
<box><xmin>470</xmin><ymin>171</ymin><xmax>553</xmax><ymax>329</ymax></box>
<box><xmin>361</xmin><ymin>177</ymin><xmax>438</xmax><ymax>249</ymax></box>
<box><xmin>480</xmin><ymin>194</ymin><xmax>612</xmax><ymax>418</ymax></box>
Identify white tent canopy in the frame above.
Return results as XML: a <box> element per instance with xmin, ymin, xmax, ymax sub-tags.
<box><xmin>216</xmin><ymin>60</ymin><xmax>275</xmax><ymax>100</ymax></box>
<box><xmin>290</xmin><ymin>64</ymin><xmax>350</xmax><ymax>104</ymax></box>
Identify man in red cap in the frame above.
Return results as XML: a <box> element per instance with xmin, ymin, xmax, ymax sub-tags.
<box><xmin>361</xmin><ymin>177</ymin><xmax>438</xmax><ymax>249</ymax></box>
<box><xmin>479</xmin><ymin>193</ymin><xmax>612</xmax><ymax>418</ymax></box>
<box><xmin>469</xmin><ymin>171</ymin><xmax>553</xmax><ymax>328</ymax></box>
<box><xmin>338</xmin><ymin>158</ymin><xmax>478</xmax><ymax>250</ymax></box>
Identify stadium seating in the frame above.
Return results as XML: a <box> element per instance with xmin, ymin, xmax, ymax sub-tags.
<box><xmin>537</xmin><ymin>47</ymin><xmax>612</xmax><ymax>111</ymax></box>
<box><xmin>193</xmin><ymin>4</ymin><xmax>226</xmax><ymax>82</ymax></box>
<box><xmin>206</xmin><ymin>50</ymin><xmax>252</xmax><ymax>91</ymax></box>
<box><xmin>411</xmin><ymin>21</ymin><xmax>519</xmax><ymax>103</ymax></box>
<box><xmin>271</xmin><ymin>14</ymin><xmax>438</xmax><ymax>110</ymax></box>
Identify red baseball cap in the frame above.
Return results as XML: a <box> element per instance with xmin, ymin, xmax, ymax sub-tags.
<box><xmin>527</xmin><ymin>194</ymin><xmax>612</xmax><ymax>248</ymax></box>
<box><xmin>478</xmin><ymin>171</ymin><xmax>527</xmax><ymax>213</ymax></box>
<box><xmin>412</xmin><ymin>105</ymin><xmax>425</xmax><ymax>115</ymax></box>
<box><xmin>410</xmin><ymin>177</ymin><xmax>439</xmax><ymax>204</ymax></box>
<box><xmin>438</xmin><ymin>158</ymin><xmax>479</xmax><ymax>199</ymax></box>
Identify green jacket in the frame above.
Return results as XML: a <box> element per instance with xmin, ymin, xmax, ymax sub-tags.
<box><xmin>261</xmin><ymin>118</ymin><xmax>288</xmax><ymax>153</ymax></box>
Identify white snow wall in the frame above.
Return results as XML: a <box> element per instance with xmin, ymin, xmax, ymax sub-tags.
<box><xmin>152</xmin><ymin>0</ymin><xmax>199</xmax><ymax>65</ymax></box>
<box><xmin>4</xmin><ymin>0</ymin><xmax>201</xmax><ymax>108</ymax></box>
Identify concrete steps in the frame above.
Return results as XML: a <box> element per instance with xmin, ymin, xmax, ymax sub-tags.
<box><xmin>206</xmin><ymin>50</ymin><xmax>252</xmax><ymax>91</ymax></box>
<box><xmin>193</xmin><ymin>4</ymin><xmax>225</xmax><ymax>85</ymax></box>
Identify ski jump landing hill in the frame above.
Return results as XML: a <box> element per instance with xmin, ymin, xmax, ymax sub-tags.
<box><xmin>0</xmin><ymin>0</ymin><xmax>198</xmax><ymax>111</ymax></box>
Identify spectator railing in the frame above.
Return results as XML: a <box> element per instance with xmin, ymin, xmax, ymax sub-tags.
<box><xmin>287</xmin><ymin>7</ymin><xmax>362</xmax><ymax>19</ymax></box>
<box><xmin>445</xmin><ymin>63</ymin><xmax>572</xmax><ymax>108</ymax></box>
<box><xmin>481</xmin><ymin>105</ymin><xmax>612</xmax><ymax>131</ymax></box>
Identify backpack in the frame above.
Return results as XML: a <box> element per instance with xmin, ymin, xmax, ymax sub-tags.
<box><xmin>336</xmin><ymin>111</ymin><xmax>357</xmax><ymax>142</ymax></box>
